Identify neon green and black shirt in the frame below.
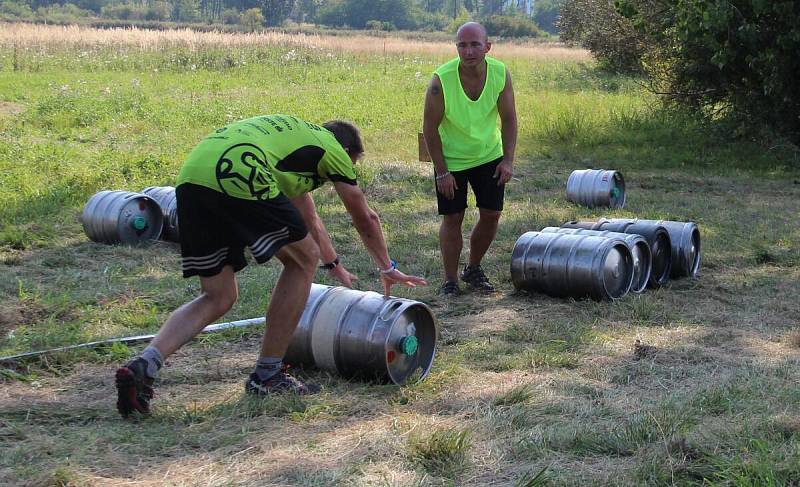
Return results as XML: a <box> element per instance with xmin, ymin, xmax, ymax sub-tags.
<box><xmin>434</xmin><ymin>56</ymin><xmax>506</xmax><ymax>171</ymax></box>
<box><xmin>177</xmin><ymin>114</ymin><xmax>357</xmax><ymax>200</ymax></box>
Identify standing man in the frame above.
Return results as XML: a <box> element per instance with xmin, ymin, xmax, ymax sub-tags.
<box><xmin>115</xmin><ymin>114</ymin><xmax>427</xmax><ymax>417</ymax></box>
<box><xmin>423</xmin><ymin>22</ymin><xmax>517</xmax><ymax>295</ymax></box>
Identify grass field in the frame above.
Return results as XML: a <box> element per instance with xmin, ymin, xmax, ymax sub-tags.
<box><xmin>1</xmin><ymin>22</ymin><xmax>799</xmax><ymax>486</ymax></box>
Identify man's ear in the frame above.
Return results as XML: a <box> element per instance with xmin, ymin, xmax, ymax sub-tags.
<box><xmin>486</xmin><ymin>41</ymin><xmax>492</xmax><ymax>52</ymax></box>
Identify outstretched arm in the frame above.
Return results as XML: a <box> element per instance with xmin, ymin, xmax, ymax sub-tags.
<box><xmin>290</xmin><ymin>192</ymin><xmax>357</xmax><ymax>287</ymax></box>
<box><xmin>333</xmin><ymin>181</ymin><xmax>427</xmax><ymax>297</ymax></box>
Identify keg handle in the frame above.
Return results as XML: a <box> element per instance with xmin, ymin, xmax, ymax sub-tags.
<box><xmin>378</xmin><ymin>301</ymin><xmax>403</xmax><ymax>321</ymax></box>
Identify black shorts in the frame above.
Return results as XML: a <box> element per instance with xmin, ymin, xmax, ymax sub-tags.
<box><xmin>176</xmin><ymin>183</ymin><xmax>308</xmax><ymax>278</ymax></box>
<box><xmin>436</xmin><ymin>157</ymin><xmax>505</xmax><ymax>215</ymax></box>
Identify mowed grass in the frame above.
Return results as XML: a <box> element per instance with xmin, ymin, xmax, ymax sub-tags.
<box><xmin>1</xmin><ymin>23</ymin><xmax>799</xmax><ymax>485</ymax></box>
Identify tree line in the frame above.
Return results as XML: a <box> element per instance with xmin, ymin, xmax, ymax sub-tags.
<box><xmin>0</xmin><ymin>0</ymin><xmax>563</xmax><ymax>35</ymax></box>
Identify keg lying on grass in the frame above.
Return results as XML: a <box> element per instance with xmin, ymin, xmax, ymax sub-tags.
<box><xmin>3</xmin><ymin>284</ymin><xmax>439</xmax><ymax>386</ymax></box>
<box><xmin>284</xmin><ymin>284</ymin><xmax>438</xmax><ymax>385</ymax></box>
<box><xmin>511</xmin><ymin>231</ymin><xmax>634</xmax><ymax>300</ymax></box>
<box><xmin>566</xmin><ymin>169</ymin><xmax>626</xmax><ymax>209</ymax></box>
<box><xmin>141</xmin><ymin>186</ymin><xmax>179</xmax><ymax>242</ymax></box>
<box><xmin>562</xmin><ymin>219</ymin><xmax>673</xmax><ymax>288</ymax></box>
<box><xmin>81</xmin><ymin>190</ymin><xmax>163</xmax><ymax>244</ymax></box>
<box><xmin>566</xmin><ymin>218</ymin><xmax>699</xmax><ymax>279</ymax></box>
<box><xmin>539</xmin><ymin>227</ymin><xmax>652</xmax><ymax>294</ymax></box>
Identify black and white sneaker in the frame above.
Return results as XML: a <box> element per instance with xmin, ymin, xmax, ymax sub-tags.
<box><xmin>245</xmin><ymin>370</ymin><xmax>321</xmax><ymax>396</ymax></box>
<box><xmin>440</xmin><ymin>280</ymin><xmax>463</xmax><ymax>296</ymax></box>
<box><xmin>461</xmin><ymin>264</ymin><xmax>495</xmax><ymax>292</ymax></box>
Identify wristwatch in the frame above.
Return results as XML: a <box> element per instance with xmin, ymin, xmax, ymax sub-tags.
<box><xmin>319</xmin><ymin>257</ymin><xmax>339</xmax><ymax>270</ymax></box>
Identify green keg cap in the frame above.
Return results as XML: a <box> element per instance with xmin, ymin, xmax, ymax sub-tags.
<box><xmin>132</xmin><ymin>216</ymin><xmax>147</xmax><ymax>231</ymax></box>
<box><xmin>399</xmin><ymin>336</ymin><xmax>419</xmax><ymax>356</ymax></box>
<box><xmin>611</xmin><ymin>187</ymin><xmax>621</xmax><ymax>198</ymax></box>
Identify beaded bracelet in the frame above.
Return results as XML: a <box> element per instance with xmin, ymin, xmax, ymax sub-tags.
<box><xmin>434</xmin><ymin>171</ymin><xmax>451</xmax><ymax>181</ymax></box>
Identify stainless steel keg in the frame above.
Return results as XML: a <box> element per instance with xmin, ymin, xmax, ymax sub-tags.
<box><xmin>81</xmin><ymin>190</ymin><xmax>163</xmax><ymax>244</ymax></box>
<box><xmin>601</xmin><ymin>218</ymin><xmax>700</xmax><ymax>278</ymax></box>
<box><xmin>510</xmin><ymin>231</ymin><xmax>634</xmax><ymax>300</ymax></box>
<box><xmin>540</xmin><ymin>227</ymin><xmax>651</xmax><ymax>293</ymax></box>
<box><xmin>142</xmin><ymin>186</ymin><xmax>179</xmax><ymax>242</ymax></box>
<box><xmin>561</xmin><ymin>219</ymin><xmax>672</xmax><ymax>288</ymax></box>
<box><xmin>284</xmin><ymin>284</ymin><xmax>438</xmax><ymax>385</ymax></box>
<box><xmin>566</xmin><ymin>169</ymin><xmax>626</xmax><ymax>208</ymax></box>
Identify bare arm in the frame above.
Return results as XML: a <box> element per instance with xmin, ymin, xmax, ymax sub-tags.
<box><xmin>494</xmin><ymin>67</ymin><xmax>518</xmax><ymax>185</ymax></box>
<box><xmin>289</xmin><ymin>193</ymin><xmax>337</xmax><ymax>264</ymax></box>
<box><xmin>290</xmin><ymin>192</ymin><xmax>358</xmax><ymax>287</ymax></box>
<box><xmin>423</xmin><ymin>74</ymin><xmax>458</xmax><ymax>199</ymax></box>
<box><xmin>333</xmin><ymin>181</ymin><xmax>427</xmax><ymax>296</ymax></box>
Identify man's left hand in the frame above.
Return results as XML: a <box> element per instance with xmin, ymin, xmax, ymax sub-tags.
<box><xmin>329</xmin><ymin>265</ymin><xmax>358</xmax><ymax>288</ymax></box>
<box><xmin>493</xmin><ymin>160</ymin><xmax>513</xmax><ymax>186</ymax></box>
<box><xmin>380</xmin><ymin>269</ymin><xmax>428</xmax><ymax>298</ymax></box>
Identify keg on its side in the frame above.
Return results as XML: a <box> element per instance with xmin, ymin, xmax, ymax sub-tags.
<box><xmin>602</xmin><ymin>218</ymin><xmax>700</xmax><ymax>278</ymax></box>
<box><xmin>142</xmin><ymin>186</ymin><xmax>179</xmax><ymax>242</ymax></box>
<box><xmin>511</xmin><ymin>231</ymin><xmax>634</xmax><ymax>300</ymax></box>
<box><xmin>284</xmin><ymin>284</ymin><xmax>438</xmax><ymax>385</ymax></box>
<box><xmin>566</xmin><ymin>169</ymin><xmax>626</xmax><ymax>209</ymax></box>
<box><xmin>540</xmin><ymin>227</ymin><xmax>651</xmax><ymax>293</ymax></box>
<box><xmin>562</xmin><ymin>219</ymin><xmax>672</xmax><ymax>288</ymax></box>
<box><xmin>81</xmin><ymin>190</ymin><xmax>163</xmax><ymax>244</ymax></box>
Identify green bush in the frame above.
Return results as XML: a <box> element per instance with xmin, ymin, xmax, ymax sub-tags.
<box><xmin>559</xmin><ymin>0</ymin><xmax>644</xmax><ymax>73</ymax></box>
<box><xmin>482</xmin><ymin>14</ymin><xmax>544</xmax><ymax>38</ymax></box>
<box><xmin>618</xmin><ymin>0</ymin><xmax>800</xmax><ymax>143</ymax></box>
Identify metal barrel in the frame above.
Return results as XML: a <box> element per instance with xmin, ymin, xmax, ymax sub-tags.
<box><xmin>81</xmin><ymin>190</ymin><xmax>163</xmax><ymax>244</ymax></box>
<box><xmin>566</xmin><ymin>169</ymin><xmax>626</xmax><ymax>208</ymax></box>
<box><xmin>540</xmin><ymin>227</ymin><xmax>651</xmax><ymax>293</ymax></box>
<box><xmin>562</xmin><ymin>219</ymin><xmax>673</xmax><ymax>288</ymax></box>
<box><xmin>599</xmin><ymin>218</ymin><xmax>699</xmax><ymax>278</ymax></box>
<box><xmin>510</xmin><ymin>231</ymin><xmax>634</xmax><ymax>300</ymax></box>
<box><xmin>142</xmin><ymin>186</ymin><xmax>180</xmax><ymax>242</ymax></box>
<box><xmin>284</xmin><ymin>284</ymin><xmax>438</xmax><ymax>385</ymax></box>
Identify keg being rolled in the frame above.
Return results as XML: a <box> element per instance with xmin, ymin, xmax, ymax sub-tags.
<box><xmin>142</xmin><ymin>186</ymin><xmax>180</xmax><ymax>242</ymax></box>
<box><xmin>562</xmin><ymin>219</ymin><xmax>672</xmax><ymax>288</ymax></box>
<box><xmin>284</xmin><ymin>284</ymin><xmax>438</xmax><ymax>385</ymax></box>
<box><xmin>566</xmin><ymin>169</ymin><xmax>626</xmax><ymax>209</ymax></box>
<box><xmin>81</xmin><ymin>190</ymin><xmax>163</xmax><ymax>244</ymax></box>
<box><xmin>540</xmin><ymin>227</ymin><xmax>651</xmax><ymax>293</ymax></box>
<box><xmin>511</xmin><ymin>231</ymin><xmax>634</xmax><ymax>300</ymax></box>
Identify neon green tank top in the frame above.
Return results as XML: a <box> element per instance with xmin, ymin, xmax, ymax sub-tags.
<box><xmin>434</xmin><ymin>56</ymin><xmax>506</xmax><ymax>171</ymax></box>
<box><xmin>177</xmin><ymin>115</ymin><xmax>357</xmax><ymax>200</ymax></box>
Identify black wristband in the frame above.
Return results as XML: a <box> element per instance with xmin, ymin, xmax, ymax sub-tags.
<box><xmin>319</xmin><ymin>257</ymin><xmax>339</xmax><ymax>270</ymax></box>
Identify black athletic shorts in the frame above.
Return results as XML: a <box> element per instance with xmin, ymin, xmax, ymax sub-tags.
<box><xmin>176</xmin><ymin>183</ymin><xmax>308</xmax><ymax>278</ymax></box>
<box><xmin>436</xmin><ymin>157</ymin><xmax>505</xmax><ymax>215</ymax></box>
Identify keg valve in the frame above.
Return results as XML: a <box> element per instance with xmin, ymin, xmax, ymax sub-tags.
<box><xmin>398</xmin><ymin>335</ymin><xmax>419</xmax><ymax>356</ymax></box>
<box><xmin>131</xmin><ymin>216</ymin><xmax>148</xmax><ymax>232</ymax></box>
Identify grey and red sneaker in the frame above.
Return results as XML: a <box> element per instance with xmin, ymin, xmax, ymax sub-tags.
<box><xmin>115</xmin><ymin>357</ymin><xmax>155</xmax><ymax>417</ymax></box>
<box><xmin>245</xmin><ymin>369</ymin><xmax>321</xmax><ymax>396</ymax></box>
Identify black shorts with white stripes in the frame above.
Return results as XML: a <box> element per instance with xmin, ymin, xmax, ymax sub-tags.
<box><xmin>175</xmin><ymin>183</ymin><xmax>308</xmax><ymax>278</ymax></box>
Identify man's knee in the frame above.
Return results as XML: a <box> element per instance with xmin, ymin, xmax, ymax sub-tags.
<box><xmin>479</xmin><ymin>208</ymin><xmax>502</xmax><ymax>223</ymax></box>
<box><xmin>204</xmin><ymin>284</ymin><xmax>238</xmax><ymax>315</ymax></box>
<box><xmin>280</xmin><ymin>237</ymin><xmax>320</xmax><ymax>275</ymax></box>
<box><xmin>442</xmin><ymin>211</ymin><xmax>465</xmax><ymax>228</ymax></box>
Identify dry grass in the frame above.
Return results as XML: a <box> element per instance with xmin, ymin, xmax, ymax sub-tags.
<box><xmin>0</xmin><ymin>22</ymin><xmax>591</xmax><ymax>60</ymax></box>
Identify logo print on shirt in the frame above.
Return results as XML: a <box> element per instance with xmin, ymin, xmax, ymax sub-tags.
<box><xmin>215</xmin><ymin>143</ymin><xmax>275</xmax><ymax>200</ymax></box>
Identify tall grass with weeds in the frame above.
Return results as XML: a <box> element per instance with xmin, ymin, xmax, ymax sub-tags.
<box><xmin>408</xmin><ymin>427</ymin><xmax>472</xmax><ymax>478</ymax></box>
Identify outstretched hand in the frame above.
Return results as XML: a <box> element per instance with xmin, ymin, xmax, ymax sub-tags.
<box><xmin>329</xmin><ymin>265</ymin><xmax>358</xmax><ymax>288</ymax></box>
<box><xmin>380</xmin><ymin>269</ymin><xmax>428</xmax><ymax>298</ymax></box>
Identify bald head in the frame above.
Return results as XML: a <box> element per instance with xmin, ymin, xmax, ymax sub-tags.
<box><xmin>456</xmin><ymin>22</ymin><xmax>488</xmax><ymax>43</ymax></box>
